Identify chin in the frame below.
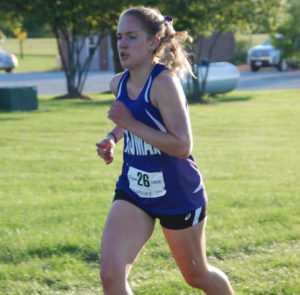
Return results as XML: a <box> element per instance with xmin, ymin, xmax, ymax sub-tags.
<box><xmin>120</xmin><ymin>60</ymin><xmax>131</xmax><ymax>69</ymax></box>
<box><xmin>120</xmin><ymin>58</ymin><xmax>150</xmax><ymax>70</ymax></box>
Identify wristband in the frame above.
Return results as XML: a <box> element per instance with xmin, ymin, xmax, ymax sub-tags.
<box><xmin>107</xmin><ymin>132</ymin><xmax>117</xmax><ymax>143</ymax></box>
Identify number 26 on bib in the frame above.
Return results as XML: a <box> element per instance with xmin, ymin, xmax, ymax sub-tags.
<box><xmin>128</xmin><ymin>166</ymin><xmax>166</xmax><ymax>198</ymax></box>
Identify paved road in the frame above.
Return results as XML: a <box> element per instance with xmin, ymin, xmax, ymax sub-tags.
<box><xmin>0</xmin><ymin>68</ymin><xmax>299</xmax><ymax>95</ymax></box>
<box><xmin>236</xmin><ymin>69</ymin><xmax>300</xmax><ymax>91</ymax></box>
<box><xmin>0</xmin><ymin>71</ymin><xmax>114</xmax><ymax>95</ymax></box>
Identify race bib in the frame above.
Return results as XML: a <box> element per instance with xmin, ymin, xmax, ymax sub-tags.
<box><xmin>128</xmin><ymin>166</ymin><xmax>166</xmax><ymax>198</ymax></box>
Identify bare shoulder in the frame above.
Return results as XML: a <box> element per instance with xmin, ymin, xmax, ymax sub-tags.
<box><xmin>109</xmin><ymin>71</ymin><xmax>126</xmax><ymax>96</ymax></box>
<box><xmin>151</xmin><ymin>70</ymin><xmax>186</xmax><ymax>107</ymax></box>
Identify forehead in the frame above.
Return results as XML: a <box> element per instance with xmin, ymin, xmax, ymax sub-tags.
<box><xmin>117</xmin><ymin>15</ymin><xmax>144</xmax><ymax>34</ymax></box>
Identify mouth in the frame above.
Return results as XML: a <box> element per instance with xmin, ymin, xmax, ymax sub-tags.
<box><xmin>119</xmin><ymin>52</ymin><xmax>129</xmax><ymax>61</ymax></box>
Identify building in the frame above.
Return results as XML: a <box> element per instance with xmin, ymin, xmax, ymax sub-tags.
<box><xmin>59</xmin><ymin>33</ymin><xmax>114</xmax><ymax>71</ymax></box>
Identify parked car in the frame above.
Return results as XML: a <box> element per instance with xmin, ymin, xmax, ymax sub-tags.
<box><xmin>247</xmin><ymin>39</ymin><xmax>288</xmax><ymax>72</ymax></box>
<box><xmin>0</xmin><ymin>49</ymin><xmax>18</xmax><ymax>73</ymax></box>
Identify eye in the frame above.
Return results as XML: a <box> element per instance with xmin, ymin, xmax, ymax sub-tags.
<box><xmin>129</xmin><ymin>36</ymin><xmax>136</xmax><ymax>40</ymax></box>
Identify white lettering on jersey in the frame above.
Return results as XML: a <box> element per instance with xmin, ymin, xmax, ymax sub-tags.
<box><xmin>124</xmin><ymin>130</ymin><xmax>161</xmax><ymax>156</ymax></box>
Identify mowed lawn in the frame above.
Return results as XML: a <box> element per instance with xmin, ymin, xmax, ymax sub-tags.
<box><xmin>1</xmin><ymin>38</ymin><xmax>58</xmax><ymax>72</ymax></box>
<box><xmin>0</xmin><ymin>89</ymin><xmax>299</xmax><ymax>294</ymax></box>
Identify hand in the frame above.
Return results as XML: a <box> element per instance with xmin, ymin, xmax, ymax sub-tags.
<box><xmin>108</xmin><ymin>100</ymin><xmax>135</xmax><ymax>130</ymax></box>
<box><xmin>96</xmin><ymin>137</ymin><xmax>115</xmax><ymax>165</ymax></box>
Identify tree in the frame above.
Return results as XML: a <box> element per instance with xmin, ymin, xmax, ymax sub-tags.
<box><xmin>5</xmin><ymin>0</ymin><xmax>125</xmax><ymax>99</ymax></box>
<box><xmin>0</xmin><ymin>3</ymin><xmax>22</xmax><ymax>39</ymax></box>
<box><xmin>31</xmin><ymin>0</ymin><xmax>123</xmax><ymax>99</ymax></box>
<box><xmin>152</xmin><ymin>0</ymin><xmax>285</xmax><ymax>102</ymax></box>
<box><xmin>271</xmin><ymin>0</ymin><xmax>300</xmax><ymax>64</ymax></box>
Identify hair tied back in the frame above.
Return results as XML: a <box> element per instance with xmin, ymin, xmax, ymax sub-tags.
<box><xmin>164</xmin><ymin>15</ymin><xmax>173</xmax><ymax>23</ymax></box>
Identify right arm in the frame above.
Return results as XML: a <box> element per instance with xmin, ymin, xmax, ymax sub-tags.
<box><xmin>96</xmin><ymin>72</ymin><xmax>125</xmax><ymax>164</ymax></box>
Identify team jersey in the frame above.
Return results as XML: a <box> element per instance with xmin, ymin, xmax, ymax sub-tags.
<box><xmin>115</xmin><ymin>63</ymin><xmax>207</xmax><ymax>215</ymax></box>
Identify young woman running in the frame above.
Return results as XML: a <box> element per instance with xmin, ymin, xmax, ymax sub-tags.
<box><xmin>96</xmin><ymin>6</ymin><xmax>234</xmax><ymax>295</ymax></box>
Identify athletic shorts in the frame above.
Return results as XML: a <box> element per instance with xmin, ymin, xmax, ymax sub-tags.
<box><xmin>113</xmin><ymin>189</ymin><xmax>207</xmax><ymax>230</ymax></box>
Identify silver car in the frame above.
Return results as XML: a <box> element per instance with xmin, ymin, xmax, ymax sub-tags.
<box><xmin>0</xmin><ymin>49</ymin><xmax>18</xmax><ymax>73</ymax></box>
<box><xmin>247</xmin><ymin>39</ymin><xmax>288</xmax><ymax>72</ymax></box>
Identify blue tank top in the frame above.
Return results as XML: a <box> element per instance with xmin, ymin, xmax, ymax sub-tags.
<box><xmin>115</xmin><ymin>64</ymin><xmax>207</xmax><ymax>215</ymax></box>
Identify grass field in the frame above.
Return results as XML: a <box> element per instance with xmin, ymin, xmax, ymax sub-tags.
<box><xmin>234</xmin><ymin>33</ymin><xmax>268</xmax><ymax>48</ymax></box>
<box><xmin>0</xmin><ymin>89</ymin><xmax>299</xmax><ymax>294</ymax></box>
<box><xmin>0</xmin><ymin>38</ymin><xmax>58</xmax><ymax>73</ymax></box>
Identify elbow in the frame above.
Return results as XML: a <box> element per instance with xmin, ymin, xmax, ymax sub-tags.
<box><xmin>178</xmin><ymin>148</ymin><xmax>192</xmax><ymax>159</ymax></box>
<box><xmin>176</xmin><ymin>141</ymin><xmax>192</xmax><ymax>159</ymax></box>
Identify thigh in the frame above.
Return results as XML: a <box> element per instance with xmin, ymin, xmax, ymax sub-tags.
<box><xmin>100</xmin><ymin>200</ymin><xmax>155</xmax><ymax>272</ymax></box>
<box><xmin>162</xmin><ymin>218</ymin><xmax>208</xmax><ymax>278</ymax></box>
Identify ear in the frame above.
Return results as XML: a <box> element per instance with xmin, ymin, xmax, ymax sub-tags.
<box><xmin>149</xmin><ymin>35</ymin><xmax>160</xmax><ymax>51</ymax></box>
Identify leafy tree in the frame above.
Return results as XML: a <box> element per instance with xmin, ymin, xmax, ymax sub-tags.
<box><xmin>271</xmin><ymin>0</ymin><xmax>300</xmax><ymax>64</ymax></box>
<box><xmin>152</xmin><ymin>0</ymin><xmax>285</xmax><ymax>101</ymax></box>
<box><xmin>3</xmin><ymin>0</ymin><xmax>286</xmax><ymax>101</ymax></box>
<box><xmin>30</xmin><ymin>0</ymin><xmax>123</xmax><ymax>99</ymax></box>
<box><xmin>4</xmin><ymin>0</ymin><xmax>126</xmax><ymax>99</ymax></box>
<box><xmin>0</xmin><ymin>3</ymin><xmax>22</xmax><ymax>39</ymax></box>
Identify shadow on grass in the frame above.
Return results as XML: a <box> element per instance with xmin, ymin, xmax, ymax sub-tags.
<box><xmin>214</xmin><ymin>95</ymin><xmax>252</xmax><ymax>103</ymax></box>
<box><xmin>26</xmin><ymin>243</ymin><xmax>99</xmax><ymax>263</ymax></box>
<box><xmin>188</xmin><ymin>94</ymin><xmax>252</xmax><ymax>104</ymax></box>
<box><xmin>1</xmin><ymin>243</ymin><xmax>100</xmax><ymax>264</ymax></box>
<box><xmin>0</xmin><ymin>115</ymin><xmax>25</xmax><ymax>121</ymax></box>
<box><xmin>68</xmin><ymin>98</ymin><xmax>114</xmax><ymax>108</ymax></box>
<box><xmin>50</xmin><ymin>92</ymin><xmax>114</xmax><ymax>109</ymax></box>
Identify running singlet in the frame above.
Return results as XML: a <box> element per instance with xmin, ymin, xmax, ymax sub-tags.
<box><xmin>115</xmin><ymin>64</ymin><xmax>207</xmax><ymax>215</ymax></box>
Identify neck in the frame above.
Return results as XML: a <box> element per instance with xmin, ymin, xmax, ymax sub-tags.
<box><xmin>129</xmin><ymin>62</ymin><xmax>156</xmax><ymax>87</ymax></box>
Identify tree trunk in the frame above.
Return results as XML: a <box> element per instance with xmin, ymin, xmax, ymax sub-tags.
<box><xmin>54</xmin><ymin>27</ymin><xmax>106</xmax><ymax>99</ymax></box>
<box><xmin>191</xmin><ymin>35</ymin><xmax>206</xmax><ymax>103</ymax></box>
<box><xmin>201</xmin><ymin>32</ymin><xmax>222</xmax><ymax>96</ymax></box>
<box><xmin>110</xmin><ymin>29</ymin><xmax>123</xmax><ymax>74</ymax></box>
<box><xmin>19</xmin><ymin>40</ymin><xmax>24</xmax><ymax>59</ymax></box>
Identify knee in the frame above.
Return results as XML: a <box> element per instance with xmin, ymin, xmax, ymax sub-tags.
<box><xmin>100</xmin><ymin>267</ymin><xmax>114</xmax><ymax>289</ymax></box>
<box><xmin>184</xmin><ymin>273</ymin><xmax>207</xmax><ymax>290</ymax></box>
<box><xmin>100</xmin><ymin>265</ymin><xmax>125</xmax><ymax>290</ymax></box>
<box><xmin>184</xmin><ymin>266</ymin><xmax>233</xmax><ymax>294</ymax></box>
<box><xmin>183</xmin><ymin>270</ymin><xmax>211</xmax><ymax>291</ymax></box>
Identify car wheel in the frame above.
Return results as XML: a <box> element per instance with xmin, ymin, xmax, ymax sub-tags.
<box><xmin>278</xmin><ymin>59</ymin><xmax>288</xmax><ymax>71</ymax></box>
<box><xmin>250</xmin><ymin>63</ymin><xmax>260</xmax><ymax>72</ymax></box>
<box><xmin>5</xmin><ymin>68</ymin><xmax>12</xmax><ymax>73</ymax></box>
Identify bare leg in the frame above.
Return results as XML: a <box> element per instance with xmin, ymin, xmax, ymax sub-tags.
<box><xmin>162</xmin><ymin>218</ymin><xmax>234</xmax><ymax>295</ymax></box>
<box><xmin>100</xmin><ymin>200</ymin><xmax>155</xmax><ymax>295</ymax></box>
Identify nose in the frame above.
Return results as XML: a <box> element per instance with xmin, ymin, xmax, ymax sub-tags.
<box><xmin>118</xmin><ymin>37</ymin><xmax>128</xmax><ymax>49</ymax></box>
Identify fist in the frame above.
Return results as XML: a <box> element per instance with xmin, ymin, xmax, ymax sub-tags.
<box><xmin>108</xmin><ymin>100</ymin><xmax>134</xmax><ymax>129</ymax></box>
<box><xmin>96</xmin><ymin>138</ymin><xmax>115</xmax><ymax>165</ymax></box>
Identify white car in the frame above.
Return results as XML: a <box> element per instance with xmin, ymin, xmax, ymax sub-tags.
<box><xmin>0</xmin><ymin>49</ymin><xmax>18</xmax><ymax>73</ymax></box>
<box><xmin>247</xmin><ymin>39</ymin><xmax>287</xmax><ymax>72</ymax></box>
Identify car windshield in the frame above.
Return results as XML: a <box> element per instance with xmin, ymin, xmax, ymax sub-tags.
<box><xmin>261</xmin><ymin>39</ymin><xmax>271</xmax><ymax>46</ymax></box>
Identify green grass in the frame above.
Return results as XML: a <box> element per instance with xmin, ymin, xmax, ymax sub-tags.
<box><xmin>10</xmin><ymin>54</ymin><xmax>59</xmax><ymax>72</ymax></box>
<box><xmin>1</xmin><ymin>38</ymin><xmax>58</xmax><ymax>56</ymax></box>
<box><xmin>0</xmin><ymin>38</ymin><xmax>58</xmax><ymax>73</ymax></box>
<box><xmin>235</xmin><ymin>33</ymin><xmax>269</xmax><ymax>48</ymax></box>
<box><xmin>0</xmin><ymin>90</ymin><xmax>299</xmax><ymax>294</ymax></box>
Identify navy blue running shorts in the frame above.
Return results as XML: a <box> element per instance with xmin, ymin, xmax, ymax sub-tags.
<box><xmin>113</xmin><ymin>189</ymin><xmax>207</xmax><ymax>230</ymax></box>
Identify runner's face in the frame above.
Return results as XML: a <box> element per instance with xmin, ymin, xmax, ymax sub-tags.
<box><xmin>117</xmin><ymin>15</ymin><xmax>153</xmax><ymax>69</ymax></box>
